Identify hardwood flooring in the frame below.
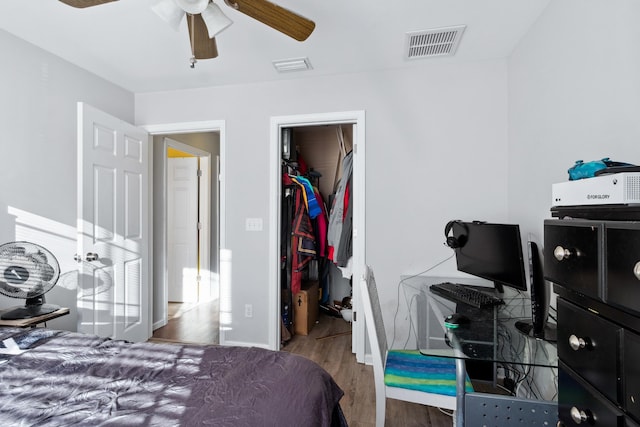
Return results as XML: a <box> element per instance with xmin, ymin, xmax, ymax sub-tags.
<box><xmin>282</xmin><ymin>313</ymin><xmax>453</xmax><ymax>427</ymax></box>
<box><xmin>151</xmin><ymin>299</ymin><xmax>219</xmax><ymax>344</ymax></box>
<box><xmin>150</xmin><ymin>301</ymin><xmax>453</xmax><ymax>426</ymax></box>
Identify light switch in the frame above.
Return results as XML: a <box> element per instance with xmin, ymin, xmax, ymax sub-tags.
<box><xmin>246</xmin><ymin>218</ymin><xmax>263</xmax><ymax>231</ymax></box>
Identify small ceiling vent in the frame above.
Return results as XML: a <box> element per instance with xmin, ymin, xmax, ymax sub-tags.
<box><xmin>272</xmin><ymin>57</ymin><xmax>313</xmax><ymax>73</ymax></box>
<box><xmin>405</xmin><ymin>25</ymin><xmax>466</xmax><ymax>60</ymax></box>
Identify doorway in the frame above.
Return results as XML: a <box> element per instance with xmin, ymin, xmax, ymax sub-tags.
<box><xmin>142</xmin><ymin>121</ymin><xmax>225</xmax><ymax>345</ymax></box>
<box><xmin>165</xmin><ymin>139</ymin><xmax>211</xmax><ymax>305</ymax></box>
<box><xmin>269</xmin><ymin>111</ymin><xmax>366</xmax><ymax>361</ymax></box>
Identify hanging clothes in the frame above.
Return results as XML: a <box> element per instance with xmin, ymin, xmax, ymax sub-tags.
<box><xmin>327</xmin><ymin>150</ymin><xmax>353</xmax><ymax>265</ymax></box>
<box><xmin>335</xmin><ymin>175</ymin><xmax>352</xmax><ymax>268</ymax></box>
<box><xmin>313</xmin><ymin>186</ymin><xmax>329</xmax><ymax>258</ymax></box>
<box><xmin>290</xmin><ymin>175</ymin><xmax>322</xmax><ymax>219</ymax></box>
<box><xmin>290</xmin><ymin>187</ymin><xmax>316</xmax><ymax>295</ymax></box>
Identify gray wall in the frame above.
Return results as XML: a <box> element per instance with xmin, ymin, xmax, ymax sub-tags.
<box><xmin>0</xmin><ymin>30</ymin><xmax>134</xmax><ymax>331</ymax></box>
<box><xmin>136</xmin><ymin>60</ymin><xmax>510</xmax><ymax>347</ymax></box>
<box><xmin>5</xmin><ymin>0</ymin><xmax>635</xmax><ymax>348</ymax></box>
<box><xmin>508</xmin><ymin>0</ymin><xmax>640</xmax><ymax>253</ymax></box>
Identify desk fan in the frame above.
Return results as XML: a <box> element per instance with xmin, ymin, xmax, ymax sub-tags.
<box><xmin>0</xmin><ymin>241</ymin><xmax>60</xmax><ymax>320</ymax></box>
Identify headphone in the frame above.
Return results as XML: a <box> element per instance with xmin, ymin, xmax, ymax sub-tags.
<box><xmin>444</xmin><ymin>220</ymin><xmax>468</xmax><ymax>248</ymax></box>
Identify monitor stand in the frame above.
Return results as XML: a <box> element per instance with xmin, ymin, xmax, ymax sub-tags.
<box><xmin>515</xmin><ymin>320</ymin><xmax>557</xmax><ymax>343</ymax></box>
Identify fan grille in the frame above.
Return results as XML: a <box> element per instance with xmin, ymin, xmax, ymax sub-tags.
<box><xmin>0</xmin><ymin>242</ymin><xmax>60</xmax><ymax>300</ymax></box>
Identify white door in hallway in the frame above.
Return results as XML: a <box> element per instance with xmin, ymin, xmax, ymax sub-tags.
<box><xmin>167</xmin><ymin>156</ymin><xmax>199</xmax><ymax>303</ymax></box>
<box><xmin>77</xmin><ymin>102</ymin><xmax>150</xmax><ymax>342</ymax></box>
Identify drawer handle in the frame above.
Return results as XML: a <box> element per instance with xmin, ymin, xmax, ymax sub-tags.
<box><xmin>554</xmin><ymin>245</ymin><xmax>573</xmax><ymax>261</ymax></box>
<box><xmin>569</xmin><ymin>334</ymin><xmax>589</xmax><ymax>351</ymax></box>
<box><xmin>570</xmin><ymin>406</ymin><xmax>592</xmax><ymax>424</ymax></box>
<box><xmin>634</xmin><ymin>261</ymin><xmax>640</xmax><ymax>281</ymax></box>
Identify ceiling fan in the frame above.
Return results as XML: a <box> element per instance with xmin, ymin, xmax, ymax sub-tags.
<box><xmin>58</xmin><ymin>0</ymin><xmax>315</xmax><ymax>66</ymax></box>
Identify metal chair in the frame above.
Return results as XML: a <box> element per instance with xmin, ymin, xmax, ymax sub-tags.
<box><xmin>359</xmin><ymin>265</ymin><xmax>471</xmax><ymax>426</ymax></box>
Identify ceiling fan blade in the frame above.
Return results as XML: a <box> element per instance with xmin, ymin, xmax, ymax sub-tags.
<box><xmin>224</xmin><ymin>0</ymin><xmax>315</xmax><ymax>42</ymax></box>
<box><xmin>187</xmin><ymin>14</ymin><xmax>219</xmax><ymax>59</ymax></box>
<box><xmin>59</xmin><ymin>0</ymin><xmax>118</xmax><ymax>7</ymax></box>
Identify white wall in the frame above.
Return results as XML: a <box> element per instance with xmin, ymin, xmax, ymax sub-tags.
<box><xmin>136</xmin><ymin>60</ymin><xmax>510</xmax><ymax>347</ymax></box>
<box><xmin>5</xmin><ymin>0</ymin><xmax>635</xmax><ymax>355</ymax></box>
<box><xmin>508</xmin><ymin>0</ymin><xmax>640</xmax><ymax>250</ymax></box>
<box><xmin>0</xmin><ymin>30</ymin><xmax>134</xmax><ymax>331</ymax></box>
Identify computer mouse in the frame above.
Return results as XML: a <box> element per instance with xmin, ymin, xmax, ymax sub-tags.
<box><xmin>444</xmin><ymin>313</ymin><xmax>470</xmax><ymax>328</ymax></box>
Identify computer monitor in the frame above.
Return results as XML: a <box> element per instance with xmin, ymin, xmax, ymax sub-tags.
<box><xmin>515</xmin><ymin>241</ymin><xmax>557</xmax><ymax>342</ymax></box>
<box><xmin>451</xmin><ymin>221</ymin><xmax>527</xmax><ymax>294</ymax></box>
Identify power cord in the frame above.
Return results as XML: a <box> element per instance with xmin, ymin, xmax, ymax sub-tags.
<box><xmin>390</xmin><ymin>254</ymin><xmax>454</xmax><ymax>349</ymax></box>
<box><xmin>438</xmin><ymin>407</ymin><xmax>454</xmax><ymax>418</ymax></box>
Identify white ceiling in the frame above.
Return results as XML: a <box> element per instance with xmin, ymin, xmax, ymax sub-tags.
<box><xmin>0</xmin><ymin>0</ymin><xmax>550</xmax><ymax>94</ymax></box>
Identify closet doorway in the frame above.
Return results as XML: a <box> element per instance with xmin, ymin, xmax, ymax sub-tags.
<box><xmin>269</xmin><ymin>111</ymin><xmax>366</xmax><ymax>362</ymax></box>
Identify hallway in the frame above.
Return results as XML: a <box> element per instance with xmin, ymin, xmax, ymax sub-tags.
<box><xmin>151</xmin><ymin>300</ymin><xmax>219</xmax><ymax>344</ymax></box>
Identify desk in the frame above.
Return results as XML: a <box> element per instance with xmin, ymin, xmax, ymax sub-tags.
<box><xmin>0</xmin><ymin>307</ymin><xmax>70</xmax><ymax>328</ymax></box>
<box><xmin>409</xmin><ymin>277</ymin><xmax>557</xmax><ymax>427</ymax></box>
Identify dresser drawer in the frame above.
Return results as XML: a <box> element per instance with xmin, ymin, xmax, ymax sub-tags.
<box><xmin>606</xmin><ymin>223</ymin><xmax>640</xmax><ymax>315</ymax></box>
<box><xmin>623</xmin><ymin>329</ymin><xmax>640</xmax><ymax>422</ymax></box>
<box><xmin>545</xmin><ymin>220</ymin><xmax>602</xmax><ymax>300</ymax></box>
<box><xmin>558</xmin><ymin>298</ymin><xmax>620</xmax><ymax>403</ymax></box>
<box><xmin>559</xmin><ymin>363</ymin><xmax>624</xmax><ymax>427</ymax></box>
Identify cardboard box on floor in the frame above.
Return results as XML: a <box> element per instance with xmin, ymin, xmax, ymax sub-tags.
<box><xmin>294</xmin><ymin>281</ymin><xmax>319</xmax><ymax>335</ymax></box>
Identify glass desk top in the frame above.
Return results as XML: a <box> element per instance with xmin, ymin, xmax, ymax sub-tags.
<box><xmin>418</xmin><ymin>283</ymin><xmax>557</xmax><ymax>370</ymax></box>
<box><xmin>404</xmin><ymin>276</ymin><xmax>559</xmax><ymax>426</ymax></box>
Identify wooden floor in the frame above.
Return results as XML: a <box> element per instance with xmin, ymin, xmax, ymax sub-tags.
<box><xmin>282</xmin><ymin>313</ymin><xmax>453</xmax><ymax>427</ymax></box>
<box><xmin>150</xmin><ymin>302</ymin><xmax>453</xmax><ymax>427</ymax></box>
<box><xmin>151</xmin><ymin>299</ymin><xmax>219</xmax><ymax>344</ymax></box>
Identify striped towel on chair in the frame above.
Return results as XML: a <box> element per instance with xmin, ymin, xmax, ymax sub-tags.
<box><xmin>384</xmin><ymin>350</ymin><xmax>473</xmax><ymax>396</ymax></box>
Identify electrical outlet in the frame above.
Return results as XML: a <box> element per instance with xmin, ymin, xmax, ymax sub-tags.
<box><xmin>245</xmin><ymin>304</ymin><xmax>253</xmax><ymax>318</ymax></box>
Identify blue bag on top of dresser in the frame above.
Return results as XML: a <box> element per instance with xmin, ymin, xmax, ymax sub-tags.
<box><xmin>568</xmin><ymin>158</ymin><xmax>636</xmax><ymax>181</ymax></box>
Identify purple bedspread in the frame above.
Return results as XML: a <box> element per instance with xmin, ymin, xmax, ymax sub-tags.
<box><xmin>0</xmin><ymin>327</ymin><xmax>346</xmax><ymax>427</ymax></box>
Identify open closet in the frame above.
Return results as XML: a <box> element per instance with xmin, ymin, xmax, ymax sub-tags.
<box><xmin>280</xmin><ymin>125</ymin><xmax>354</xmax><ymax>344</ymax></box>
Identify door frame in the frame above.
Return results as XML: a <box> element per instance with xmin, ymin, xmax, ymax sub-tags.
<box><xmin>269</xmin><ymin>111</ymin><xmax>366</xmax><ymax>361</ymax></box>
<box><xmin>141</xmin><ymin>120</ymin><xmax>226</xmax><ymax>344</ymax></box>
<box><xmin>165</xmin><ymin>138</ymin><xmax>211</xmax><ymax>305</ymax></box>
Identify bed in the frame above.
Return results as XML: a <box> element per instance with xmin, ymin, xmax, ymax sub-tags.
<box><xmin>0</xmin><ymin>327</ymin><xmax>347</xmax><ymax>427</ymax></box>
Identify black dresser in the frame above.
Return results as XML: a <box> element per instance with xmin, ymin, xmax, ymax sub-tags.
<box><xmin>545</xmin><ymin>217</ymin><xmax>640</xmax><ymax>427</ymax></box>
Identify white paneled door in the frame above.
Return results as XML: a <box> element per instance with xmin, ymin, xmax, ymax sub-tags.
<box><xmin>77</xmin><ymin>102</ymin><xmax>150</xmax><ymax>342</ymax></box>
<box><xmin>167</xmin><ymin>156</ymin><xmax>199</xmax><ymax>303</ymax></box>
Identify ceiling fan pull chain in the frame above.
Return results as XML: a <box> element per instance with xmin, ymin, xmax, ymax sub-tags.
<box><xmin>189</xmin><ymin>14</ymin><xmax>197</xmax><ymax>68</ymax></box>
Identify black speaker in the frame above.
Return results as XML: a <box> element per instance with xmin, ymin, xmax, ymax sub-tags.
<box><xmin>444</xmin><ymin>220</ymin><xmax>468</xmax><ymax>248</ymax></box>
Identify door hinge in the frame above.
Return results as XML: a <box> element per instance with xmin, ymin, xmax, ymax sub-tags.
<box><xmin>197</xmin><ymin>222</ymin><xmax>202</xmax><ymax>230</ymax></box>
<box><xmin>197</xmin><ymin>169</ymin><xmax>203</xmax><ymax>177</ymax></box>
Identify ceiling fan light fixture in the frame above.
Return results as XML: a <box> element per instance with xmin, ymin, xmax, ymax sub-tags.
<box><xmin>175</xmin><ymin>0</ymin><xmax>209</xmax><ymax>14</ymax></box>
<box><xmin>151</xmin><ymin>0</ymin><xmax>185</xmax><ymax>31</ymax></box>
<box><xmin>201</xmin><ymin>3</ymin><xmax>233</xmax><ymax>38</ymax></box>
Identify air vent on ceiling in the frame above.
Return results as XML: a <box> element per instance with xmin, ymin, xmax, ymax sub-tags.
<box><xmin>405</xmin><ymin>25</ymin><xmax>466</xmax><ymax>60</ymax></box>
<box><xmin>272</xmin><ymin>57</ymin><xmax>313</xmax><ymax>73</ymax></box>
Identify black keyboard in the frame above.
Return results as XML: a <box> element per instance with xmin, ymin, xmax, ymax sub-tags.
<box><xmin>429</xmin><ymin>282</ymin><xmax>504</xmax><ymax>309</ymax></box>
